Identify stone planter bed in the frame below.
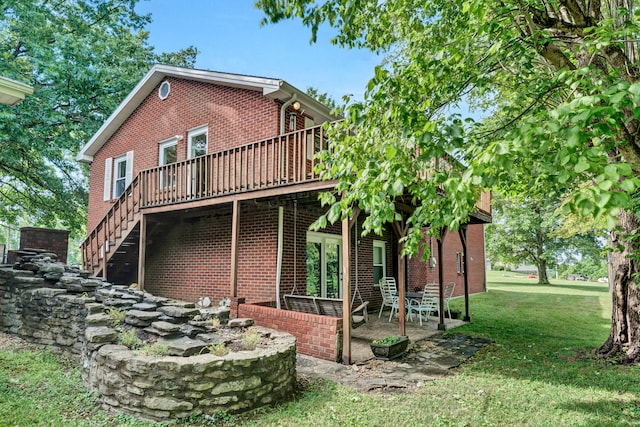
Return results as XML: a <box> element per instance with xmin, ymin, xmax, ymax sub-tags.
<box><xmin>0</xmin><ymin>250</ymin><xmax>297</xmax><ymax>422</ymax></box>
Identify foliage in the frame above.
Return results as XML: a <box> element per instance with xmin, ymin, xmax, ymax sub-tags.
<box><xmin>106</xmin><ymin>307</ymin><xmax>126</xmax><ymax>327</ymax></box>
<box><xmin>371</xmin><ymin>335</ymin><xmax>406</xmax><ymax>345</ymax></box>
<box><xmin>257</xmin><ymin>0</ymin><xmax>640</xmax><ymax>252</ymax></box>
<box><xmin>485</xmin><ymin>193</ymin><xmax>606</xmax><ymax>284</ymax></box>
<box><xmin>208</xmin><ymin>343</ymin><xmax>229</xmax><ymax>357</ymax></box>
<box><xmin>257</xmin><ymin>0</ymin><xmax>640</xmax><ymax>359</ymax></box>
<box><xmin>118</xmin><ymin>328</ymin><xmax>143</xmax><ymax>350</ymax></box>
<box><xmin>0</xmin><ymin>0</ymin><xmax>197</xmax><ymax>236</ymax></box>
<box><xmin>139</xmin><ymin>343</ymin><xmax>169</xmax><ymax>357</ymax></box>
<box><xmin>305</xmin><ymin>86</ymin><xmax>340</xmax><ymax>112</ymax></box>
<box><xmin>241</xmin><ymin>328</ymin><xmax>261</xmax><ymax>351</ymax></box>
<box><xmin>208</xmin><ymin>317</ymin><xmax>221</xmax><ymax>329</ymax></box>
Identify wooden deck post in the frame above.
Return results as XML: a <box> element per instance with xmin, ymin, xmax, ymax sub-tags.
<box><xmin>436</xmin><ymin>227</ymin><xmax>447</xmax><ymax>330</ymax></box>
<box><xmin>459</xmin><ymin>226</ymin><xmax>471</xmax><ymax>322</ymax></box>
<box><xmin>137</xmin><ymin>213</ymin><xmax>147</xmax><ymax>291</ymax></box>
<box><xmin>230</xmin><ymin>200</ymin><xmax>240</xmax><ymax>298</ymax></box>
<box><xmin>341</xmin><ymin>205</ymin><xmax>361</xmax><ymax>365</ymax></box>
<box><xmin>341</xmin><ymin>215</ymin><xmax>352</xmax><ymax>365</ymax></box>
<box><xmin>391</xmin><ymin>220</ymin><xmax>409</xmax><ymax>337</ymax></box>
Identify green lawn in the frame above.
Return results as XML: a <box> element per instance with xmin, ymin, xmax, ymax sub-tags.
<box><xmin>2</xmin><ymin>272</ymin><xmax>639</xmax><ymax>426</ymax></box>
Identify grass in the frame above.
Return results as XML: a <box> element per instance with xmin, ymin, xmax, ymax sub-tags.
<box><xmin>1</xmin><ymin>271</ymin><xmax>640</xmax><ymax>426</ymax></box>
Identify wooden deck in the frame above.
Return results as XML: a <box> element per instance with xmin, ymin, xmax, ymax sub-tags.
<box><xmin>81</xmin><ymin>123</ymin><xmax>492</xmax><ymax>276</ymax></box>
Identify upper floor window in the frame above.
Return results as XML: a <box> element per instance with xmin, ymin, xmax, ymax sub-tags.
<box><xmin>103</xmin><ymin>151</ymin><xmax>133</xmax><ymax>201</ymax></box>
<box><xmin>159</xmin><ymin>138</ymin><xmax>178</xmax><ymax>165</ymax></box>
<box><xmin>113</xmin><ymin>156</ymin><xmax>127</xmax><ymax>198</ymax></box>
<box><xmin>188</xmin><ymin>125</ymin><xmax>208</xmax><ymax>158</ymax></box>
<box><xmin>159</xmin><ymin>138</ymin><xmax>178</xmax><ymax>188</ymax></box>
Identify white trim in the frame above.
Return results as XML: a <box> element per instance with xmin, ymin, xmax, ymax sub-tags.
<box><xmin>77</xmin><ymin>64</ymin><xmax>337</xmax><ymax>163</ymax></box>
<box><xmin>373</xmin><ymin>240</ymin><xmax>386</xmax><ymax>286</ymax></box>
<box><xmin>112</xmin><ymin>155</ymin><xmax>127</xmax><ymax>199</ymax></box>
<box><xmin>125</xmin><ymin>150</ymin><xmax>133</xmax><ymax>187</ymax></box>
<box><xmin>159</xmin><ymin>137</ymin><xmax>178</xmax><ymax>165</ymax></box>
<box><xmin>188</xmin><ymin>125</ymin><xmax>208</xmax><ymax>159</ymax></box>
<box><xmin>103</xmin><ymin>157</ymin><xmax>113</xmax><ymax>201</ymax></box>
<box><xmin>307</xmin><ymin>231</ymin><xmax>343</xmax><ymax>298</ymax></box>
<box><xmin>158</xmin><ymin>80</ymin><xmax>171</xmax><ymax>100</ymax></box>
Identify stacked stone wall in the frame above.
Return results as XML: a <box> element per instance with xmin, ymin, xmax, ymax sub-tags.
<box><xmin>0</xmin><ymin>254</ymin><xmax>296</xmax><ymax>421</ymax></box>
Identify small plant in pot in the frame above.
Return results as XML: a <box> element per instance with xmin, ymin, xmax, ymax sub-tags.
<box><xmin>370</xmin><ymin>335</ymin><xmax>409</xmax><ymax>360</ymax></box>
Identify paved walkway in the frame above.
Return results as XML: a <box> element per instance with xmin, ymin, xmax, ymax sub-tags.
<box><xmin>296</xmin><ymin>314</ymin><xmax>492</xmax><ymax>392</ymax></box>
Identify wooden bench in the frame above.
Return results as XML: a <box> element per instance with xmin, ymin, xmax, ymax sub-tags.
<box><xmin>284</xmin><ymin>295</ymin><xmax>369</xmax><ymax>328</ymax></box>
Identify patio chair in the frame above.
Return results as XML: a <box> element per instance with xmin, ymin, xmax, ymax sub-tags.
<box><xmin>422</xmin><ymin>282</ymin><xmax>456</xmax><ymax>319</ymax></box>
<box><xmin>443</xmin><ymin>281</ymin><xmax>456</xmax><ymax>319</ymax></box>
<box><xmin>378</xmin><ymin>277</ymin><xmax>401</xmax><ymax>322</ymax></box>
<box><xmin>408</xmin><ymin>287</ymin><xmax>438</xmax><ymax>326</ymax></box>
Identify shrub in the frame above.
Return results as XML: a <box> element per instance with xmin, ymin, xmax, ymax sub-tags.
<box><xmin>106</xmin><ymin>307</ymin><xmax>126</xmax><ymax>327</ymax></box>
<box><xmin>118</xmin><ymin>329</ymin><xmax>144</xmax><ymax>350</ymax></box>
<box><xmin>208</xmin><ymin>343</ymin><xmax>229</xmax><ymax>356</ymax></box>
<box><xmin>140</xmin><ymin>343</ymin><xmax>169</xmax><ymax>356</ymax></box>
<box><xmin>241</xmin><ymin>328</ymin><xmax>261</xmax><ymax>351</ymax></box>
<box><xmin>209</xmin><ymin>317</ymin><xmax>221</xmax><ymax>329</ymax></box>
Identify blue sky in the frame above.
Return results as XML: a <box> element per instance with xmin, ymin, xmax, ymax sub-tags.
<box><xmin>135</xmin><ymin>1</ymin><xmax>379</xmax><ymax>102</ymax></box>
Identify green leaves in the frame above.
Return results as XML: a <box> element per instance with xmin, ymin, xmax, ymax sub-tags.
<box><xmin>0</xmin><ymin>1</ymin><xmax>196</xmax><ymax>235</ymax></box>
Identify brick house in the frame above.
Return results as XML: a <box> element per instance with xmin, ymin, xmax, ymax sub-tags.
<box><xmin>77</xmin><ymin>65</ymin><xmax>491</xmax><ymax>362</ymax></box>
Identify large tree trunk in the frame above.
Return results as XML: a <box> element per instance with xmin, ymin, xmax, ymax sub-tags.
<box><xmin>596</xmin><ymin>209</ymin><xmax>640</xmax><ymax>362</ymax></box>
<box><xmin>537</xmin><ymin>258</ymin><xmax>549</xmax><ymax>285</ymax></box>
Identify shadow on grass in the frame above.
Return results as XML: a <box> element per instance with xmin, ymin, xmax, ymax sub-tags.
<box><xmin>454</xmin><ymin>280</ymin><xmax>640</xmax><ymax>396</ymax></box>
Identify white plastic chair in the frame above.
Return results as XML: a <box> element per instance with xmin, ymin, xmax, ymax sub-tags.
<box><xmin>408</xmin><ymin>287</ymin><xmax>438</xmax><ymax>326</ymax></box>
<box><xmin>378</xmin><ymin>277</ymin><xmax>400</xmax><ymax>322</ymax></box>
<box><xmin>443</xmin><ymin>281</ymin><xmax>456</xmax><ymax>319</ymax></box>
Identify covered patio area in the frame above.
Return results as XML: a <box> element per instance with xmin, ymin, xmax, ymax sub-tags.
<box><xmin>350</xmin><ymin>311</ymin><xmax>467</xmax><ymax>363</ymax></box>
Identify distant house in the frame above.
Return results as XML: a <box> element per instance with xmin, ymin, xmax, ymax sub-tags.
<box><xmin>77</xmin><ymin>64</ymin><xmax>491</xmax><ymax>317</ymax></box>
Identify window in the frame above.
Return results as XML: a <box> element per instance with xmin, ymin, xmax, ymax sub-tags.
<box><xmin>113</xmin><ymin>156</ymin><xmax>127</xmax><ymax>198</ymax></box>
<box><xmin>306</xmin><ymin>232</ymin><xmax>342</xmax><ymax>298</ymax></box>
<box><xmin>456</xmin><ymin>252</ymin><xmax>464</xmax><ymax>274</ymax></box>
<box><xmin>289</xmin><ymin>113</ymin><xmax>297</xmax><ymax>131</ymax></box>
<box><xmin>373</xmin><ymin>240</ymin><xmax>386</xmax><ymax>286</ymax></box>
<box><xmin>188</xmin><ymin>125</ymin><xmax>208</xmax><ymax>158</ymax></box>
<box><xmin>159</xmin><ymin>138</ymin><xmax>178</xmax><ymax>187</ymax></box>
<box><xmin>158</xmin><ymin>81</ymin><xmax>171</xmax><ymax>100</ymax></box>
<box><xmin>305</xmin><ymin>117</ymin><xmax>316</xmax><ymax>160</ymax></box>
<box><xmin>104</xmin><ymin>151</ymin><xmax>133</xmax><ymax>201</ymax></box>
<box><xmin>159</xmin><ymin>139</ymin><xmax>178</xmax><ymax>165</ymax></box>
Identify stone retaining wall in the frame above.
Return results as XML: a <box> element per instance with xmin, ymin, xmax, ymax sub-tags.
<box><xmin>0</xmin><ymin>253</ymin><xmax>297</xmax><ymax>421</ymax></box>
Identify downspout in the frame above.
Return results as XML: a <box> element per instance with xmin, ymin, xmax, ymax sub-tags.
<box><xmin>275</xmin><ymin>206</ymin><xmax>284</xmax><ymax>309</ymax></box>
<box><xmin>280</xmin><ymin>94</ymin><xmax>297</xmax><ymax>134</ymax></box>
<box><xmin>275</xmin><ymin>93</ymin><xmax>297</xmax><ymax>305</ymax></box>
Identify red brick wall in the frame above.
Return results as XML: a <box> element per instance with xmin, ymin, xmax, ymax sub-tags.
<box><xmin>143</xmin><ymin>201</ymin><xmax>486</xmax><ymax>311</ymax></box>
<box><xmin>411</xmin><ymin>225</ymin><xmax>487</xmax><ymax>297</ymax></box>
<box><xmin>144</xmin><ymin>203</ymin><xmax>279</xmax><ymax>303</ymax></box>
<box><xmin>238</xmin><ymin>301</ymin><xmax>343</xmax><ymax>362</ymax></box>
<box><xmin>19</xmin><ymin>227</ymin><xmax>70</xmax><ymax>264</ymax></box>
<box><xmin>87</xmin><ymin>78</ymin><xmax>281</xmax><ymax>232</ymax></box>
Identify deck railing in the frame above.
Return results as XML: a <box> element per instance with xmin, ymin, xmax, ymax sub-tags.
<box><xmin>81</xmin><ymin>123</ymin><xmax>491</xmax><ymax>273</ymax></box>
<box><xmin>140</xmin><ymin>125</ymin><xmax>328</xmax><ymax>207</ymax></box>
<box><xmin>81</xmin><ymin>175</ymin><xmax>141</xmax><ymax>273</ymax></box>
<box><xmin>81</xmin><ymin>126</ymin><xmax>328</xmax><ymax>272</ymax></box>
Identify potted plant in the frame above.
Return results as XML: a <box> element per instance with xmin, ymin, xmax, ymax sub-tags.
<box><xmin>370</xmin><ymin>335</ymin><xmax>409</xmax><ymax>360</ymax></box>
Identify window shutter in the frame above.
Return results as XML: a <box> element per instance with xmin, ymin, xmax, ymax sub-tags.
<box><xmin>125</xmin><ymin>150</ymin><xmax>134</xmax><ymax>187</ymax></box>
<box><xmin>103</xmin><ymin>157</ymin><xmax>113</xmax><ymax>201</ymax></box>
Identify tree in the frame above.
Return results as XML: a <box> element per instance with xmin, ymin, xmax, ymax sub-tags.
<box><xmin>258</xmin><ymin>1</ymin><xmax>640</xmax><ymax>361</ymax></box>
<box><xmin>486</xmin><ymin>193</ymin><xmax>605</xmax><ymax>284</ymax></box>
<box><xmin>0</xmin><ymin>0</ymin><xmax>197</xmax><ymax>236</ymax></box>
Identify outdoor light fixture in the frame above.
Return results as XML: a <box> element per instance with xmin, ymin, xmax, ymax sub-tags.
<box><xmin>292</xmin><ymin>100</ymin><xmax>301</xmax><ymax>110</ymax></box>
